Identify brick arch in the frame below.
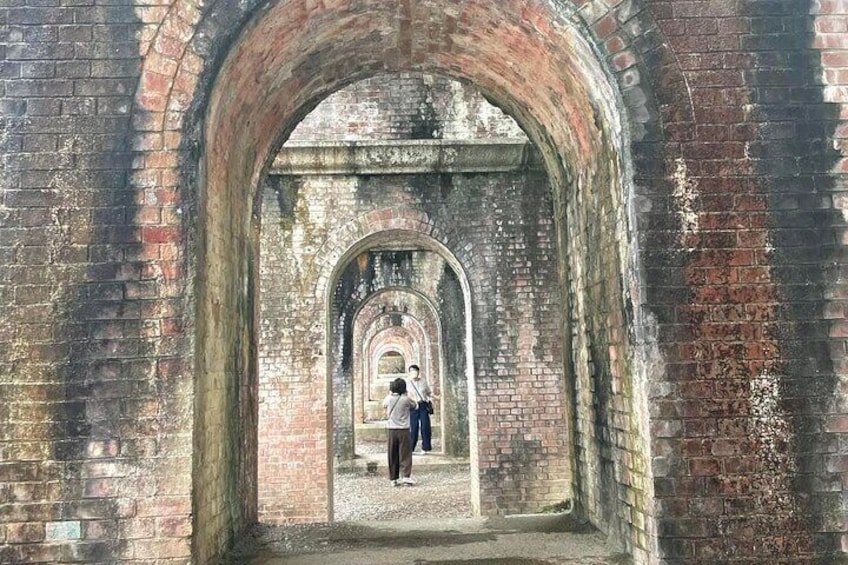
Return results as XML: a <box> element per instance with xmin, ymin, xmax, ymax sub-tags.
<box><xmin>368</xmin><ymin>332</ymin><xmax>418</xmax><ymax>416</ymax></box>
<box><xmin>323</xmin><ymin>230</ymin><xmax>474</xmax><ymax>482</ymax></box>
<box><xmin>127</xmin><ymin>0</ymin><xmax>696</xmax><ymax>265</ymax></box>
<box><xmin>353</xmin><ymin>289</ymin><xmax>442</xmax><ymax>425</ymax></box>
<box><xmin>129</xmin><ymin>0</ymin><xmax>696</xmax><ymax>361</ymax></box>
<box><xmin>133</xmin><ymin>0</ymin><xmax>695</xmax><ymax>159</ymax></box>
<box><xmin>256</xmin><ymin>203</ymin><xmax>479</xmax><ymax>524</ymax></box>
<box><xmin>162</xmin><ymin>1</ymin><xmax>696</xmax><ymax>562</ymax></box>
<box><xmin>332</xmin><ymin>303</ymin><xmax>432</xmax><ymax>461</ymax></box>
<box><xmin>312</xmin><ymin>208</ymin><xmax>481</xmax><ymax>308</ymax></box>
<box><xmin>361</xmin><ymin>328</ymin><xmax>418</xmax><ymax>421</ymax></box>
<box><xmin>370</xmin><ymin>335</ymin><xmax>415</xmax><ymax>384</ymax></box>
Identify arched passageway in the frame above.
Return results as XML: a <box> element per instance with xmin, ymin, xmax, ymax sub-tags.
<box><xmin>4</xmin><ymin>0</ymin><xmax>845</xmax><ymax>562</ymax></box>
<box><xmin>254</xmin><ymin>68</ymin><xmax>599</xmax><ymax>525</ymax></box>
<box><xmin>356</xmin><ymin>304</ymin><xmax>435</xmax><ymax>426</ymax></box>
<box><xmin>350</xmin><ymin>289</ymin><xmax>446</xmax><ymax>455</ymax></box>
<box><xmin>193</xmin><ymin>1</ymin><xmax>656</xmax><ymax>562</ymax></box>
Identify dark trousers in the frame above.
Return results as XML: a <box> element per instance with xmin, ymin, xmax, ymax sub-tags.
<box><xmin>410</xmin><ymin>406</ymin><xmax>432</xmax><ymax>452</ymax></box>
<box><xmin>387</xmin><ymin>428</ymin><xmax>412</xmax><ymax>480</ymax></box>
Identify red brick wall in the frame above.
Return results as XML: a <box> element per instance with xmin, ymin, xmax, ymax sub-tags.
<box><xmin>2</xmin><ymin>0</ymin><xmax>847</xmax><ymax>563</ymax></box>
<box><xmin>258</xmin><ymin>169</ymin><xmax>570</xmax><ymax>521</ymax></box>
<box><xmin>640</xmin><ymin>3</ymin><xmax>848</xmax><ymax>561</ymax></box>
<box><xmin>0</xmin><ymin>1</ymin><xmax>196</xmax><ymax>562</ymax></box>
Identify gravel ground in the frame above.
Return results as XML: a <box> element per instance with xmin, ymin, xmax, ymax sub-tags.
<box><xmin>225</xmin><ymin>439</ymin><xmax>627</xmax><ymax>564</ymax></box>
<box><xmin>226</xmin><ymin>516</ymin><xmax>628</xmax><ymax>565</ymax></box>
<box><xmin>355</xmin><ymin>436</ymin><xmax>442</xmax><ymax>455</ymax></box>
<box><xmin>334</xmin><ymin>451</ymin><xmax>471</xmax><ymax>521</ymax></box>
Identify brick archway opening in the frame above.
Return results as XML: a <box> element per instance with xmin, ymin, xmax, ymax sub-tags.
<box><xmin>351</xmin><ymin>292</ymin><xmax>443</xmax><ymax>451</ymax></box>
<box><xmin>368</xmin><ymin>343</ymin><xmax>413</xmax><ymax>422</ymax></box>
<box><xmin>324</xmin><ymin>231</ymin><xmax>476</xmax><ymax>515</ymax></box>
<box><xmin>197</xmin><ymin>1</ymin><xmax>646</xmax><ymax>561</ymax></box>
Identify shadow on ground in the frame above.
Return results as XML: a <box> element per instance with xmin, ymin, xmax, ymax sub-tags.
<box><xmin>224</xmin><ymin>516</ymin><xmax>629</xmax><ymax>565</ymax></box>
<box><xmin>232</xmin><ymin>439</ymin><xmax>627</xmax><ymax>564</ymax></box>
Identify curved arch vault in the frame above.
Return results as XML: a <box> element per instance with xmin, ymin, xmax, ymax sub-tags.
<box><xmin>5</xmin><ymin>0</ymin><xmax>842</xmax><ymax>561</ymax></box>
<box><xmin>194</xmin><ymin>1</ymin><xmax>653</xmax><ymax>563</ymax></box>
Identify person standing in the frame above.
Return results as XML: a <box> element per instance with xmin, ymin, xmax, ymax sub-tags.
<box><xmin>406</xmin><ymin>364</ymin><xmax>436</xmax><ymax>454</ymax></box>
<box><xmin>383</xmin><ymin>377</ymin><xmax>417</xmax><ymax>486</ymax></box>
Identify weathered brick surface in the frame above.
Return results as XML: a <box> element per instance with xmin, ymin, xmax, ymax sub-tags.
<box><xmin>0</xmin><ymin>0</ymin><xmax>193</xmax><ymax>563</ymax></box>
<box><xmin>259</xmin><ymin>162</ymin><xmax>569</xmax><ymax>520</ymax></box>
<box><xmin>287</xmin><ymin>72</ymin><xmax>526</xmax><ymax>142</ymax></box>
<box><xmin>2</xmin><ymin>0</ymin><xmax>848</xmax><ymax>562</ymax></box>
<box><xmin>636</xmin><ymin>2</ymin><xmax>848</xmax><ymax>562</ymax></box>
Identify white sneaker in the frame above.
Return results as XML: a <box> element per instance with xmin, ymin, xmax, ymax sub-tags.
<box><xmin>402</xmin><ymin>477</ymin><xmax>416</xmax><ymax>485</ymax></box>
<box><xmin>391</xmin><ymin>479</ymin><xmax>401</xmax><ymax>487</ymax></box>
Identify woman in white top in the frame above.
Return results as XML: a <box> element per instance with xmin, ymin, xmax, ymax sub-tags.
<box><xmin>383</xmin><ymin>377</ymin><xmax>417</xmax><ymax>486</ymax></box>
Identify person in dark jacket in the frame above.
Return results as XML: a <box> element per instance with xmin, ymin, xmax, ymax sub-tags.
<box><xmin>405</xmin><ymin>364</ymin><xmax>437</xmax><ymax>455</ymax></box>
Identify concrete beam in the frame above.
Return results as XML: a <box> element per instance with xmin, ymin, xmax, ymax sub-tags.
<box><xmin>270</xmin><ymin>139</ymin><xmax>543</xmax><ymax>176</ymax></box>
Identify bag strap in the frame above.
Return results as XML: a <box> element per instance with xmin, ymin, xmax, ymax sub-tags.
<box><xmin>387</xmin><ymin>396</ymin><xmax>401</xmax><ymax>419</ymax></box>
<box><xmin>409</xmin><ymin>380</ymin><xmax>425</xmax><ymax>402</ymax></box>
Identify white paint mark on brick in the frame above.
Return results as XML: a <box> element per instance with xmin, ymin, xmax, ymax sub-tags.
<box><xmin>749</xmin><ymin>372</ymin><xmax>796</xmax><ymax>478</ymax></box>
<box><xmin>672</xmin><ymin>157</ymin><xmax>699</xmax><ymax>249</ymax></box>
<box><xmin>45</xmin><ymin>521</ymin><xmax>81</xmax><ymax>541</ymax></box>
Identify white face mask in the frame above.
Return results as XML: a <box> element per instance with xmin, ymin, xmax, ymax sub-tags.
<box><xmin>408</xmin><ymin>371</ymin><xmax>419</xmax><ymax>379</ymax></box>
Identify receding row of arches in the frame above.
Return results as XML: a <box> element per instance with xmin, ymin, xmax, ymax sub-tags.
<box><xmin>253</xmin><ymin>70</ymin><xmax>577</xmax><ymax>523</ymax></box>
<box><xmin>184</xmin><ymin>1</ymin><xmax>665</xmax><ymax>562</ymax></box>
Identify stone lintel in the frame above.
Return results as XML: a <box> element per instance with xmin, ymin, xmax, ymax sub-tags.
<box><xmin>270</xmin><ymin>139</ymin><xmax>543</xmax><ymax>176</ymax></box>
